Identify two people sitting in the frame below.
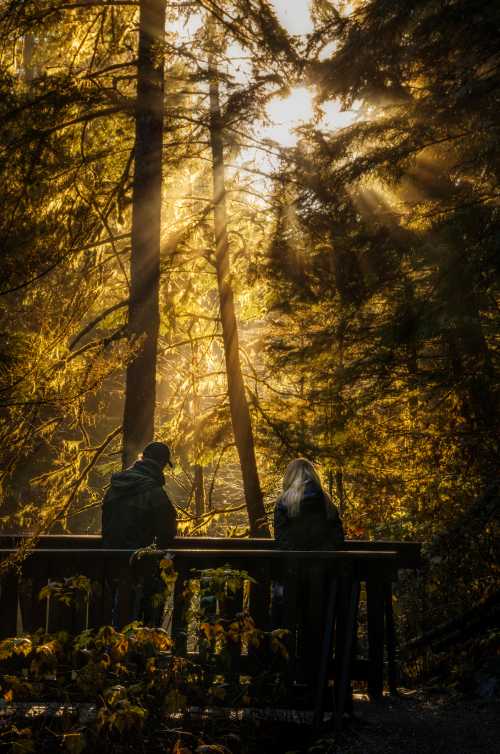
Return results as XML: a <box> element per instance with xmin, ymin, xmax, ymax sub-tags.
<box><xmin>101</xmin><ymin>445</ymin><xmax>343</xmax><ymax>630</ymax></box>
<box><xmin>102</xmin><ymin>445</ymin><xmax>344</xmax><ymax>552</ymax></box>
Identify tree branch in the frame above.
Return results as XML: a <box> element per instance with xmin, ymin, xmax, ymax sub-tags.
<box><xmin>69</xmin><ymin>299</ymin><xmax>129</xmax><ymax>350</ymax></box>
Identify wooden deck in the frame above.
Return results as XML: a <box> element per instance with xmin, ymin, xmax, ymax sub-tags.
<box><xmin>0</xmin><ymin>535</ymin><xmax>421</xmax><ymax>730</ymax></box>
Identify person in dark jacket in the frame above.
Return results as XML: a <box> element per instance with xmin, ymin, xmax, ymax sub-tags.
<box><xmin>272</xmin><ymin>458</ymin><xmax>345</xmax><ymax>673</ymax></box>
<box><xmin>274</xmin><ymin>458</ymin><xmax>344</xmax><ymax>550</ymax></box>
<box><xmin>102</xmin><ymin>441</ymin><xmax>177</xmax><ymax>549</ymax></box>
<box><xmin>101</xmin><ymin>442</ymin><xmax>177</xmax><ymax>626</ymax></box>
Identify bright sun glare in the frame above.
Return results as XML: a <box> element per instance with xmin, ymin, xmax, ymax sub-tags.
<box><xmin>265</xmin><ymin>87</ymin><xmax>314</xmax><ymax>146</ymax></box>
<box><xmin>263</xmin><ymin>87</ymin><xmax>359</xmax><ymax>148</ymax></box>
<box><xmin>261</xmin><ymin>2</ymin><xmax>358</xmax><ymax>148</ymax></box>
<box><xmin>174</xmin><ymin>3</ymin><xmax>359</xmax><ymax>152</ymax></box>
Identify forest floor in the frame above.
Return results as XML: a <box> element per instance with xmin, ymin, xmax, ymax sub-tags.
<box><xmin>241</xmin><ymin>688</ymin><xmax>500</xmax><ymax>754</ymax></box>
<box><xmin>316</xmin><ymin>689</ymin><xmax>498</xmax><ymax>754</ymax></box>
<box><xmin>3</xmin><ymin>686</ymin><xmax>498</xmax><ymax>753</ymax></box>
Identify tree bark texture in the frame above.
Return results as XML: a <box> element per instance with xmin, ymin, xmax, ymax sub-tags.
<box><xmin>335</xmin><ymin>469</ymin><xmax>345</xmax><ymax>518</ymax></box>
<box><xmin>193</xmin><ymin>464</ymin><xmax>205</xmax><ymax>519</ymax></box>
<box><xmin>208</xmin><ymin>63</ymin><xmax>270</xmax><ymax>537</ymax></box>
<box><xmin>22</xmin><ymin>33</ymin><xmax>35</xmax><ymax>83</ymax></box>
<box><xmin>190</xmin><ymin>337</ymin><xmax>205</xmax><ymax>519</ymax></box>
<box><xmin>122</xmin><ymin>0</ymin><xmax>166</xmax><ymax>468</ymax></box>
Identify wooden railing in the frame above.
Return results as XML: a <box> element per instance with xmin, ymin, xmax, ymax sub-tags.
<box><xmin>0</xmin><ymin>534</ymin><xmax>423</xmax><ymax>568</ymax></box>
<box><xmin>0</xmin><ymin>536</ymin><xmax>421</xmax><ymax>729</ymax></box>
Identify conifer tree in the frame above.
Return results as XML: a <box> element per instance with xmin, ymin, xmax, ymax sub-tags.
<box><xmin>122</xmin><ymin>0</ymin><xmax>167</xmax><ymax>468</ymax></box>
<box><xmin>207</xmin><ymin>19</ymin><xmax>268</xmax><ymax>536</ymax></box>
<box><xmin>261</xmin><ymin>0</ymin><xmax>499</xmax><ymax>617</ymax></box>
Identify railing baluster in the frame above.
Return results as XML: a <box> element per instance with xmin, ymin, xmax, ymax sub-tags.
<box><xmin>116</xmin><ymin>560</ymin><xmax>133</xmax><ymax>629</ymax></box>
<box><xmin>366</xmin><ymin>573</ymin><xmax>385</xmax><ymax>699</ymax></box>
<box><xmin>171</xmin><ymin>562</ymin><xmax>188</xmax><ymax>656</ymax></box>
<box><xmin>302</xmin><ymin>562</ymin><xmax>328</xmax><ymax>690</ymax></box>
<box><xmin>281</xmin><ymin>556</ymin><xmax>299</xmax><ymax>689</ymax></box>
<box><xmin>249</xmin><ymin>560</ymin><xmax>271</xmax><ymax>631</ymax></box>
<box><xmin>27</xmin><ymin>556</ymin><xmax>50</xmax><ymax>633</ymax></box>
<box><xmin>384</xmin><ymin>579</ymin><xmax>398</xmax><ymax>694</ymax></box>
<box><xmin>333</xmin><ymin>565</ymin><xmax>360</xmax><ymax>730</ymax></box>
<box><xmin>0</xmin><ymin>567</ymin><xmax>18</xmax><ymax>638</ymax></box>
<box><xmin>313</xmin><ymin>565</ymin><xmax>339</xmax><ymax>729</ymax></box>
<box><xmin>218</xmin><ymin>572</ymin><xmax>243</xmax><ymax>690</ymax></box>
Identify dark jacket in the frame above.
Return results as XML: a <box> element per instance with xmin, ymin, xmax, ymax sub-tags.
<box><xmin>101</xmin><ymin>458</ymin><xmax>177</xmax><ymax>548</ymax></box>
<box><xmin>274</xmin><ymin>479</ymin><xmax>344</xmax><ymax>550</ymax></box>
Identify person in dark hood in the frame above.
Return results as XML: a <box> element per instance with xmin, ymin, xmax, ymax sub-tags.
<box><xmin>102</xmin><ymin>441</ymin><xmax>177</xmax><ymax>549</ymax></box>
<box><xmin>272</xmin><ymin>458</ymin><xmax>345</xmax><ymax>662</ymax></box>
<box><xmin>274</xmin><ymin>458</ymin><xmax>344</xmax><ymax>550</ymax></box>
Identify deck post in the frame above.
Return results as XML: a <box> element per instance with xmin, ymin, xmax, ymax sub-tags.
<box><xmin>385</xmin><ymin>580</ymin><xmax>398</xmax><ymax>694</ymax></box>
<box><xmin>0</xmin><ymin>567</ymin><xmax>18</xmax><ymax>638</ymax></box>
<box><xmin>313</xmin><ymin>569</ymin><xmax>339</xmax><ymax>729</ymax></box>
<box><xmin>333</xmin><ymin>565</ymin><xmax>360</xmax><ymax>730</ymax></box>
<box><xmin>367</xmin><ymin>576</ymin><xmax>385</xmax><ymax>699</ymax></box>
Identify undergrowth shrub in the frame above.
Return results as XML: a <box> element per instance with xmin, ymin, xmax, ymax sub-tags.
<box><xmin>0</xmin><ymin>565</ymin><xmax>289</xmax><ymax>753</ymax></box>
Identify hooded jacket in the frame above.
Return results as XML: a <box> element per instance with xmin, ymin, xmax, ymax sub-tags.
<box><xmin>274</xmin><ymin>478</ymin><xmax>344</xmax><ymax>550</ymax></box>
<box><xmin>101</xmin><ymin>458</ymin><xmax>177</xmax><ymax>548</ymax></box>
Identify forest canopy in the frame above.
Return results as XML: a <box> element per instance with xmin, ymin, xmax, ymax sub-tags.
<box><xmin>0</xmin><ymin>0</ymin><xmax>498</xmax><ymax>625</ymax></box>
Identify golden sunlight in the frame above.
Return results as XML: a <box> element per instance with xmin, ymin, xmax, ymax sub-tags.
<box><xmin>264</xmin><ymin>87</ymin><xmax>359</xmax><ymax>147</ymax></box>
<box><xmin>272</xmin><ymin>0</ymin><xmax>314</xmax><ymax>35</ymax></box>
<box><xmin>322</xmin><ymin>99</ymin><xmax>360</xmax><ymax>131</ymax></box>
<box><xmin>265</xmin><ymin>87</ymin><xmax>314</xmax><ymax>147</ymax></box>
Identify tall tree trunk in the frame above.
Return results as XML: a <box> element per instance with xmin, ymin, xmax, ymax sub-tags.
<box><xmin>190</xmin><ymin>335</ymin><xmax>205</xmax><ymax>519</ymax></box>
<box><xmin>122</xmin><ymin>0</ymin><xmax>166</xmax><ymax>468</ymax></box>
<box><xmin>208</xmin><ymin>61</ymin><xmax>270</xmax><ymax>537</ymax></box>
<box><xmin>335</xmin><ymin>470</ymin><xmax>345</xmax><ymax>518</ymax></box>
<box><xmin>193</xmin><ymin>464</ymin><xmax>205</xmax><ymax>519</ymax></box>
<box><xmin>22</xmin><ymin>33</ymin><xmax>35</xmax><ymax>84</ymax></box>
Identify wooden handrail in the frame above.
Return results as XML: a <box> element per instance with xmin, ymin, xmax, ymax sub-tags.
<box><xmin>0</xmin><ymin>547</ymin><xmax>398</xmax><ymax>558</ymax></box>
<box><xmin>0</xmin><ymin>534</ymin><xmax>422</xmax><ymax>568</ymax></box>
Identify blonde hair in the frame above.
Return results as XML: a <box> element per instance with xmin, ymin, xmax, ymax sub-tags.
<box><xmin>280</xmin><ymin>458</ymin><xmax>331</xmax><ymax>518</ymax></box>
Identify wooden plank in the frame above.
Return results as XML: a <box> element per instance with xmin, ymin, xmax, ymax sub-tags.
<box><xmin>333</xmin><ymin>569</ymin><xmax>360</xmax><ymax>731</ymax></box>
<box><xmin>300</xmin><ymin>562</ymin><xmax>326</xmax><ymax>688</ymax></box>
<box><xmin>171</xmin><ymin>563</ymin><xmax>189</xmax><ymax>656</ymax></box>
<box><xmin>246</xmin><ymin>560</ymin><xmax>271</xmax><ymax>680</ymax></box>
<box><xmin>366</xmin><ymin>576</ymin><xmax>385</xmax><ymax>699</ymax></box>
<box><xmin>45</xmin><ymin>551</ymin><xmax>85</xmax><ymax>633</ymax></box>
<box><xmin>0</xmin><ymin>547</ymin><xmax>399</xmax><ymax>562</ymax></box>
<box><xmin>248</xmin><ymin>561</ymin><xmax>270</xmax><ymax>631</ymax></box>
<box><xmin>280</xmin><ymin>556</ymin><xmax>300</xmax><ymax>689</ymax></box>
<box><xmin>100</xmin><ymin>557</ymin><xmax>115</xmax><ymax>628</ymax></box>
<box><xmin>385</xmin><ymin>580</ymin><xmax>398</xmax><ymax>694</ymax></box>
<box><xmin>313</xmin><ymin>569</ymin><xmax>339</xmax><ymax>729</ymax></box>
<box><xmin>83</xmin><ymin>556</ymin><xmax>103</xmax><ymax>631</ymax></box>
<box><xmin>115</xmin><ymin>561</ymin><xmax>133</xmax><ymax>629</ymax></box>
<box><xmin>17</xmin><ymin>575</ymin><xmax>31</xmax><ymax>634</ymax></box>
<box><xmin>0</xmin><ymin>536</ymin><xmax>421</xmax><ymax>569</ymax></box>
<box><xmin>0</xmin><ymin>567</ymin><xmax>18</xmax><ymax>638</ymax></box>
<box><xmin>338</xmin><ymin>540</ymin><xmax>421</xmax><ymax>569</ymax></box>
<box><xmin>22</xmin><ymin>555</ymin><xmax>50</xmax><ymax>633</ymax></box>
<box><xmin>219</xmin><ymin>581</ymin><xmax>243</xmax><ymax>689</ymax></box>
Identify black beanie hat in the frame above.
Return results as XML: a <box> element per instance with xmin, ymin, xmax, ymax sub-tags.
<box><xmin>142</xmin><ymin>441</ymin><xmax>173</xmax><ymax>468</ymax></box>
